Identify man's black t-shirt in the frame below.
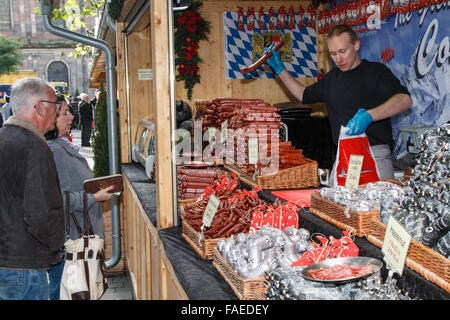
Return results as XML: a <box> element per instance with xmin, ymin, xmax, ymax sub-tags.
<box><xmin>303</xmin><ymin>59</ymin><xmax>410</xmax><ymax>150</ymax></box>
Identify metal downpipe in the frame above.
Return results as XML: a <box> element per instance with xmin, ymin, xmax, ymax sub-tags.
<box><xmin>41</xmin><ymin>1</ymin><xmax>121</xmax><ymax>269</ymax></box>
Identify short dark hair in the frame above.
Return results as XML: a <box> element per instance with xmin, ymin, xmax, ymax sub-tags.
<box><xmin>45</xmin><ymin>94</ymin><xmax>65</xmax><ymax>140</ymax></box>
<box><xmin>45</xmin><ymin>127</ymin><xmax>59</xmax><ymax>140</ymax></box>
<box><xmin>327</xmin><ymin>24</ymin><xmax>359</xmax><ymax>44</ymax></box>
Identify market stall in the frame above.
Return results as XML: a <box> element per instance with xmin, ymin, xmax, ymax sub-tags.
<box><xmin>121</xmin><ymin>161</ymin><xmax>449</xmax><ymax>300</ymax></box>
<box><xmin>93</xmin><ymin>0</ymin><xmax>449</xmax><ymax>300</ymax></box>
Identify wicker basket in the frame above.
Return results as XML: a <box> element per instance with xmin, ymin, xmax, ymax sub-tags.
<box><xmin>178</xmin><ymin>198</ymin><xmax>199</xmax><ymax>217</ymax></box>
<box><xmin>254</xmin><ymin>283</ymin><xmax>269</xmax><ymax>300</ymax></box>
<box><xmin>367</xmin><ymin>218</ymin><xmax>450</xmax><ymax>293</ymax></box>
<box><xmin>181</xmin><ymin>219</ymin><xmax>223</xmax><ymax>260</ymax></box>
<box><xmin>225</xmin><ymin>158</ymin><xmax>319</xmax><ymax>190</ymax></box>
<box><xmin>309</xmin><ymin>191</ymin><xmax>375</xmax><ymax>237</ymax></box>
<box><xmin>212</xmin><ymin>247</ymin><xmax>267</xmax><ymax>300</ymax></box>
<box><xmin>178</xmin><ymin>197</ymin><xmax>199</xmax><ymax>214</ymax></box>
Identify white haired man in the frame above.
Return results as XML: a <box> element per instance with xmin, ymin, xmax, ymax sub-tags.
<box><xmin>0</xmin><ymin>77</ymin><xmax>65</xmax><ymax>300</ymax></box>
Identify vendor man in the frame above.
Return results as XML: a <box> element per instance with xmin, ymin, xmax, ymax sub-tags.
<box><xmin>265</xmin><ymin>24</ymin><xmax>412</xmax><ymax>184</ymax></box>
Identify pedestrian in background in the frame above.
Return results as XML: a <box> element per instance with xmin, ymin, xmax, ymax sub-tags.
<box><xmin>0</xmin><ymin>77</ymin><xmax>65</xmax><ymax>300</ymax></box>
<box><xmin>90</xmin><ymin>89</ymin><xmax>100</xmax><ymax>135</ymax></box>
<box><xmin>90</xmin><ymin>88</ymin><xmax>100</xmax><ymax>109</ymax></box>
<box><xmin>79</xmin><ymin>93</ymin><xmax>93</xmax><ymax>147</ymax></box>
<box><xmin>3</xmin><ymin>95</ymin><xmax>13</xmax><ymax>121</ymax></box>
<box><xmin>70</xmin><ymin>96</ymin><xmax>80</xmax><ymax>130</ymax></box>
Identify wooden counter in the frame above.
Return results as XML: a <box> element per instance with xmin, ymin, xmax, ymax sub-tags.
<box><xmin>121</xmin><ymin>163</ymin><xmax>236</xmax><ymax>300</ymax></box>
<box><xmin>122</xmin><ymin>163</ymin><xmax>449</xmax><ymax>300</ymax></box>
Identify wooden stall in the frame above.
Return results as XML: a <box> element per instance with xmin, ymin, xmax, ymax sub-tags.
<box><xmin>86</xmin><ymin>0</ymin><xmax>450</xmax><ymax>301</ymax></box>
<box><xmin>99</xmin><ymin>0</ymin><xmax>331</xmax><ymax>299</ymax></box>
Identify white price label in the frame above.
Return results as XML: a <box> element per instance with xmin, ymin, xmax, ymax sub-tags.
<box><xmin>382</xmin><ymin>215</ymin><xmax>411</xmax><ymax>276</ymax></box>
<box><xmin>345</xmin><ymin>154</ymin><xmax>364</xmax><ymax>190</ymax></box>
<box><xmin>248</xmin><ymin>137</ymin><xmax>258</xmax><ymax>164</ymax></box>
<box><xmin>202</xmin><ymin>194</ymin><xmax>220</xmax><ymax>228</ymax></box>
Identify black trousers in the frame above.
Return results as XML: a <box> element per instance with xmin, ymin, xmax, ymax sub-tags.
<box><xmin>81</xmin><ymin>122</ymin><xmax>92</xmax><ymax>146</ymax></box>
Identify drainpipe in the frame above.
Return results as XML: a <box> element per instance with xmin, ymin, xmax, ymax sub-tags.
<box><xmin>40</xmin><ymin>0</ymin><xmax>121</xmax><ymax>269</ymax></box>
<box><xmin>105</xmin><ymin>0</ymin><xmax>116</xmax><ymax>33</ymax></box>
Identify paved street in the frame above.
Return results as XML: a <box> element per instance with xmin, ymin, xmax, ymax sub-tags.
<box><xmin>70</xmin><ymin>129</ymin><xmax>94</xmax><ymax>169</ymax></box>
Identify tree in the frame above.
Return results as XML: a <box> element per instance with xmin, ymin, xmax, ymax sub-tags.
<box><xmin>92</xmin><ymin>80</ymin><xmax>109</xmax><ymax>177</ymax></box>
<box><xmin>0</xmin><ymin>36</ymin><xmax>24</xmax><ymax>76</ymax></box>
<box><xmin>35</xmin><ymin>0</ymin><xmax>105</xmax><ymax>58</ymax></box>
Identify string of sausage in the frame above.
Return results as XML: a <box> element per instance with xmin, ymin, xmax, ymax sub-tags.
<box><xmin>240</xmin><ymin>41</ymin><xmax>285</xmax><ymax>74</ymax></box>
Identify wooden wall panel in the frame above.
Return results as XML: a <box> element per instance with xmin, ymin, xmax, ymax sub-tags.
<box><xmin>126</xmin><ymin>26</ymin><xmax>154</xmax><ymax>158</ymax></box>
<box><xmin>175</xmin><ymin>0</ymin><xmax>330</xmax><ymax>108</ymax></box>
<box><xmin>145</xmin><ymin>228</ymin><xmax>151</xmax><ymax>299</ymax></box>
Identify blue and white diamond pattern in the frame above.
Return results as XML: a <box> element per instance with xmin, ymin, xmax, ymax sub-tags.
<box><xmin>224</xmin><ymin>11</ymin><xmax>318</xmax><ymax>79</ymax></box>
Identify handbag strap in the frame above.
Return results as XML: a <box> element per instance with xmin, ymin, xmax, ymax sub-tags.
<box><xmin>65</xmin><ymin>191</ymin><xmax>83</xmax><ymax>238</ymax></box>
<box><xmin>65</xmin><ymin>192</ymin><xmax>95</xmax><ymax>238</ymax></box>
<box><xmin>83</xmin><ymin>192</ymin><xmax>95</xmax><ymax>236</ymax></box>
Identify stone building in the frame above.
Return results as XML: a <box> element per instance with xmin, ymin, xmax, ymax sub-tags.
<box><xmin>0</xmin><ymin>0</ymin><xmax>98</xmax><ymax>97</ymax></box>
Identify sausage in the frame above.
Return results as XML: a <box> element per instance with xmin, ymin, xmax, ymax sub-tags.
<box><xmin>177</xmin><ymin>168</ymin><xmax>218</xmax><ymax>178</ymax></box>
<box><xmin>180</xmin><ymin>192</ymin><xmax>203</xmax><ymax>200</ymax></box>
<box><xmin>216</xmin><ymin>106</ymin><xmax>236</xmax><ymax>113</ymax></box>
<box><xmin>217</xmin><ymin>223</ymin><xmax>236</xmax><ymax>237</ymax></box>
<box><xmin>213</xmin><ymin>98</ymin><xmax>264</xmax><ymax>105</ymax></box>
<box><xmin>240</xmin><ymin>41</ymin><xmax>284</xmax><ymax>74</ymax></box>
<box><xmin>179</xmin><ymin>182</ymin><xmax>213</xmax><ymax>189</ymax></box>
<box><xmin>179</xmin><ymin>176</ymin><xmax>216</xmax><ymax>184</ymax></box>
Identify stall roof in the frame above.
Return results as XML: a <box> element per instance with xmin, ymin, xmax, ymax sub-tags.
<box><xmin>90</xmin><ymin>0</ymin><xmax>148</xmax><ymax>87</ymax></box>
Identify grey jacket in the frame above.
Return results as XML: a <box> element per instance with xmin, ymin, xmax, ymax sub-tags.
<box><xmin>47</xmin><ymin>137</ymin><xmax>105</xmax><ymax>240</ymax></box>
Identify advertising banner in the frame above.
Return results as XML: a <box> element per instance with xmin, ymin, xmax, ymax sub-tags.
<box><xmin>357</xmin><ymin>4</ymin><xmax>449</xmax><ymax>157</ymax></box>
<box><xmin>224</xmin><ymin>11</ymin><xmax>318</xmax><ymax>79</ymax></box>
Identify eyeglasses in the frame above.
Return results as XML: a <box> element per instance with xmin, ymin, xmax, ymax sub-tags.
<box><xmin>40</xmin><ymin>99</ymin><xmax>62</xmax><ymax>110</ymax></box>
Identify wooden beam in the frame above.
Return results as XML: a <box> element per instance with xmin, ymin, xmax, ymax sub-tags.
<box><xmin>115</xmin><ymin>22</ymin><xmax>130</xmax><ymax>163</ymax></box>
<box><xmin>150</xmin><ymin>0</ymin><xmax>174</xmax><ymax>229</ymax></box>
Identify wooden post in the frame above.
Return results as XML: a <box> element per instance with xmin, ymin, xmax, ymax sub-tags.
<box><xmin>115</xmin><ymin>21</ymin><xmax>130</xmax><ymax>163</ymax></box>
<box><xmin>150</xmin><ymin>0</ymin><xmax>174</xmax><ymax>229</ymax></box>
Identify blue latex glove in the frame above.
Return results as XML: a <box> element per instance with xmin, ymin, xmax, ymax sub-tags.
<box><xmin>345</xmin><ymin>108</ymin><xmax>373</xmax><ymax>135</ymax></box>
<box><xmin>264</xmin><ymin>43</ymin><xmax>285</xmax><ymax>75</ymax></box>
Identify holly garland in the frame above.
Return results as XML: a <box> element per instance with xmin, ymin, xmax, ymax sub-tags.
<box><xmin>174</xmin><ymin>1</ymin><xmax>211</xmax><ymax>100</ymax></box>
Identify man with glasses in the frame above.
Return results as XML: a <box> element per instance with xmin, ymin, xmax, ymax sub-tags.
<box><xmin>0</xmin><ymin>77</ymin><xmax>65</xmax><ymax>300</ymax></box>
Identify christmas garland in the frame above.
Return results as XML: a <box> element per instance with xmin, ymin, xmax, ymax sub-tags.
<box><xmin>174</xmin><ymin>1</ymin><xmax>210</xmax><ymax>100</ymax></box>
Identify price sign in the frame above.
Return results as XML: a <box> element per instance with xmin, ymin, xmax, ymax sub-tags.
<box><xmin>248</xmin><ymin>137</ymin><xmax>258</xmax><ymax>164</ymax></box>
<box><xmin>138</xmin><ymin>68</ymin><xmax>152</xmax><ymax>80</ymax></box>
<box><xmin>208</xmin><ymin>127</ymin><xmax>216</xmax><ymax>143</ymax></box>
<box><xmin>382</xmin><ymin>215</ymin><xmax>411</xmax><ymax>276</ymax></box>
<box><xmin>202</xmin><ymin>194</ymin><xmax>220</xmax><ymax>228</ymax></box>
<box><xmin>221</xmin><ymin>120</ymin><xmax>228</xmax><ymax>143</ymax></box>
<box><xmin>345</xmin><ymin>154</ymin><xmax>364</xmax><ymax>190</ymax></box>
